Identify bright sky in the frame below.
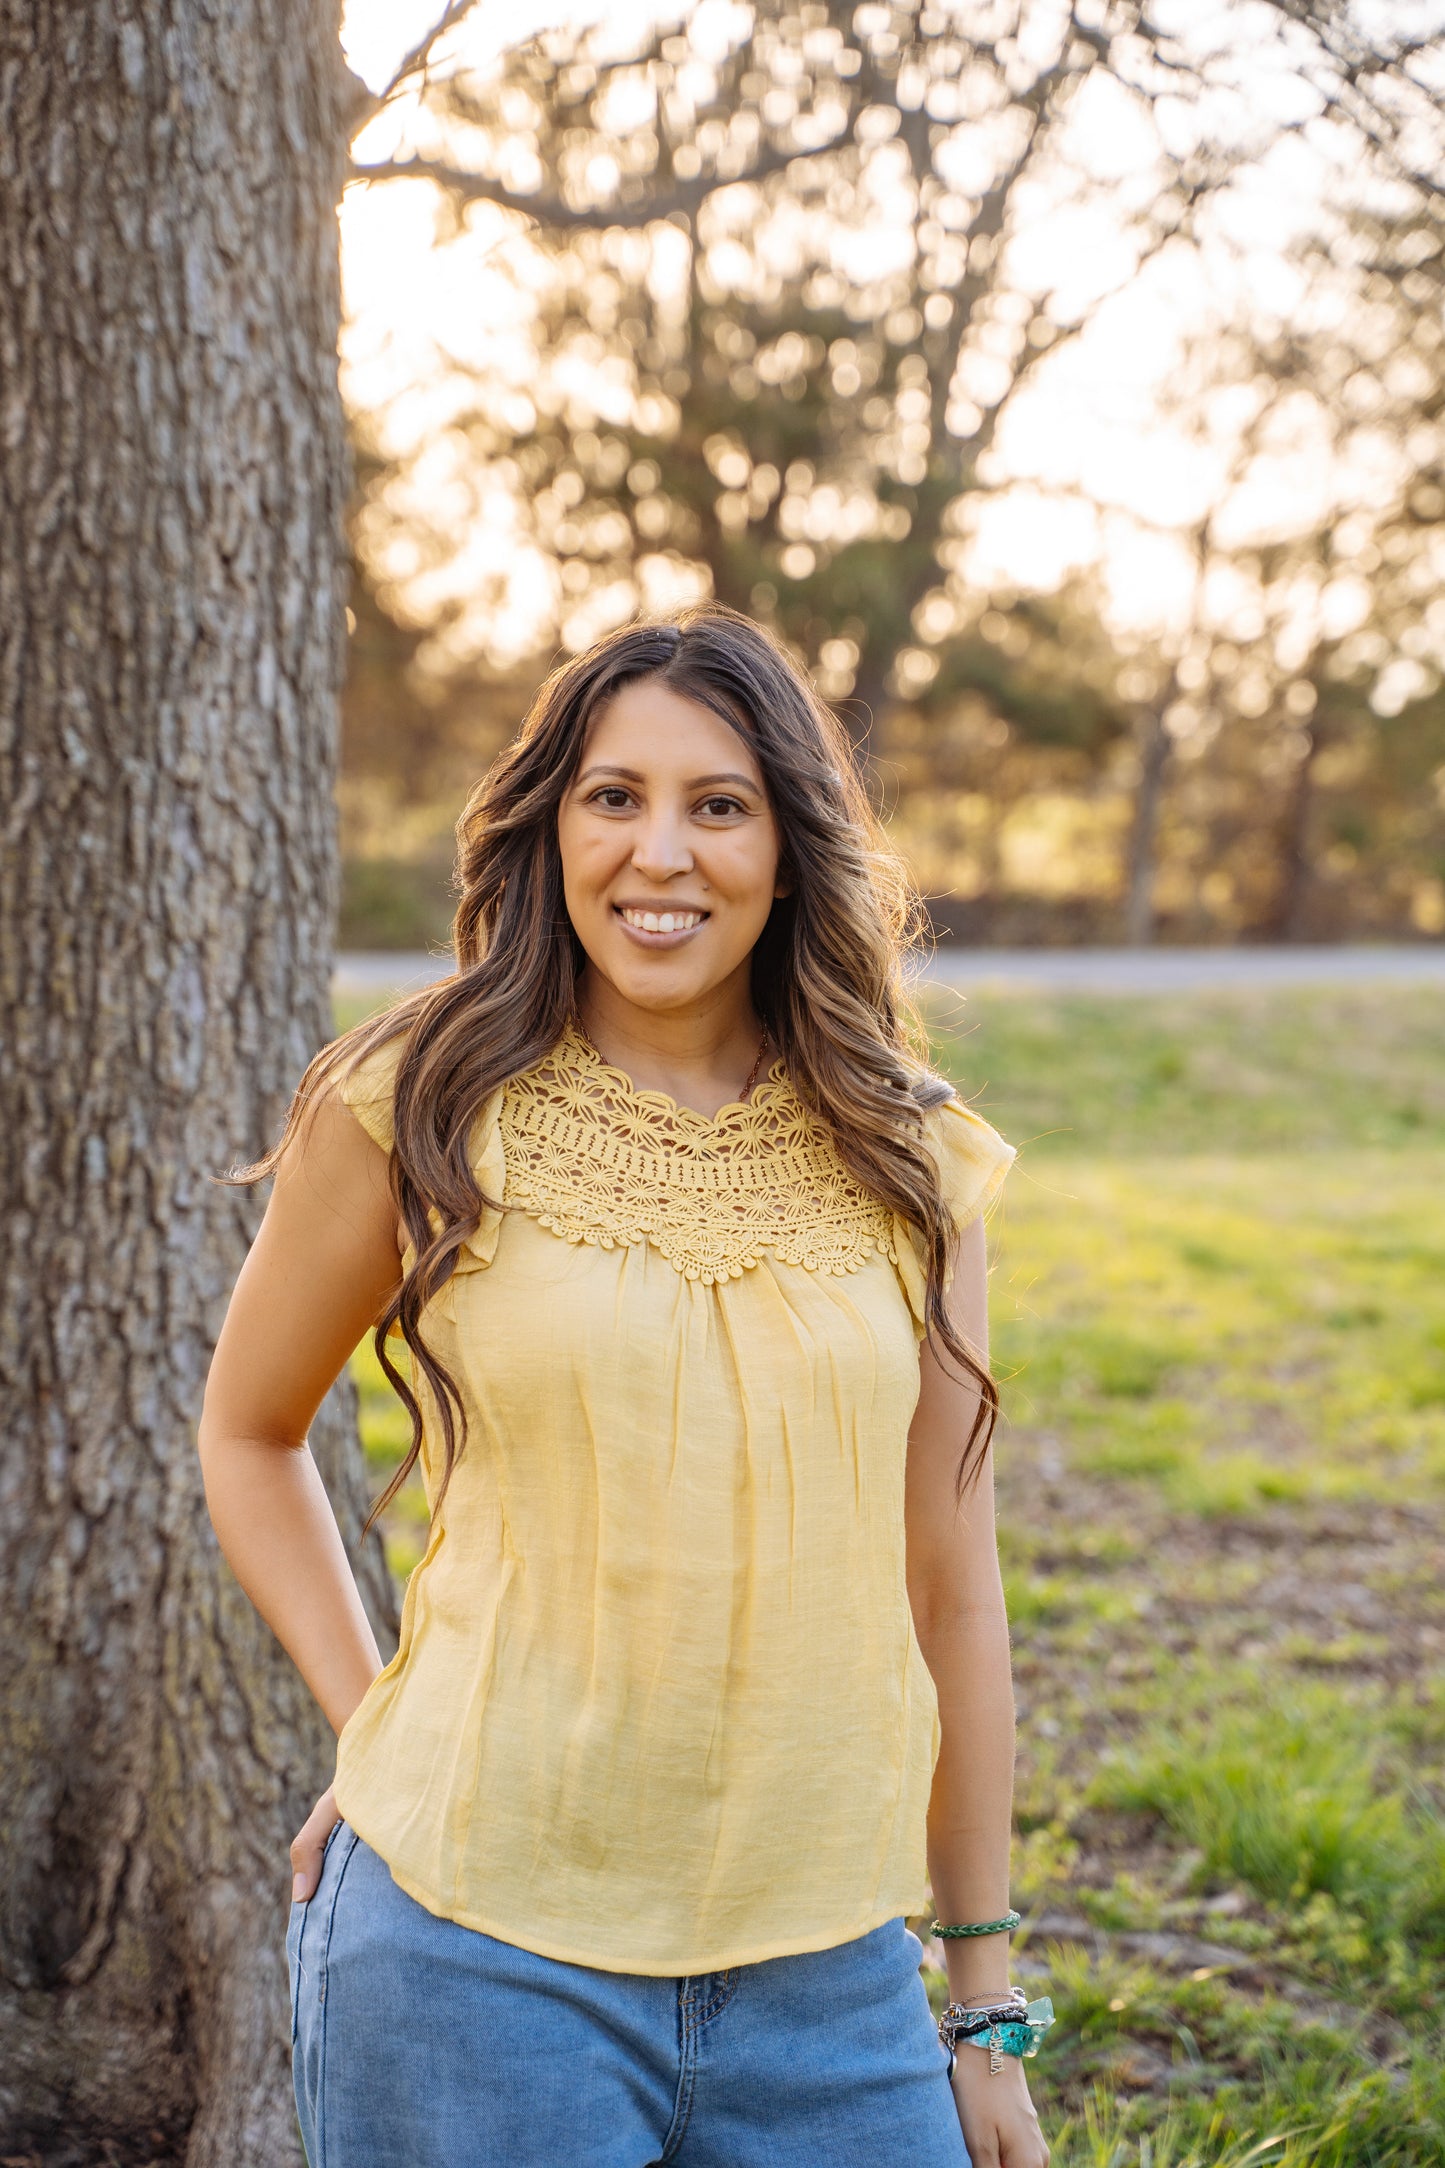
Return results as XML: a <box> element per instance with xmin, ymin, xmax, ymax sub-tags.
<box><xmin>336</xmin><ymin>1</ymin><xmax>1430</xmax><ymax>663</ymax></box>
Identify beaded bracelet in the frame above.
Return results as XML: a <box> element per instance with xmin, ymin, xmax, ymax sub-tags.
<box><xmin>930</xmin><ymin>1909</ymin><xmax>1022</xmax><ymax>1938</ymax></box>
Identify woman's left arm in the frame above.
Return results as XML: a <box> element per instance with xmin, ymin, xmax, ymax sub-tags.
<box><xmin>906</xmin><ymin>1213</ymin><xmax>1049</xmax><ymax>2168</ymax></box>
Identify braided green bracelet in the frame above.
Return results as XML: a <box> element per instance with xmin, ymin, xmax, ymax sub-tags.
<box><xmin>930</xmin><ymin>1910</ymin><xmax>1022</xmax><ymax>1938</ymax></box>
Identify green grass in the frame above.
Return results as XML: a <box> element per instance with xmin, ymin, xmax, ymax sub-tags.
<box><xmin>989</xmin><ymin>1152</ymin><xmax>1445</xmax><ymax>1509</ymax></box>
<box><xmin>925</xmin><ymin>987</ymin><xmax>1445</xmax><ymax>2160</ymax></box>
<box><xmin>923</xmin><ymin>982</ymin><xmax>1445</xmax><ymax>1156</ymax></box>
<box><xmin>346</xmin><ymin>982</ymin><xmax>1445</xmax><ymax>2162</ymax></box>
<box><xmin>1091</xmin><ymin>1693</ymin><xmax>1445</xmax><ymax>1967</ymax></box>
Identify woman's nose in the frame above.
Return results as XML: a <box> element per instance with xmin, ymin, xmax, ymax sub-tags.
<box><xmin>630</xmin><ymin>813</ymin><xmax>694</xmax><ymax>882</ymax></box>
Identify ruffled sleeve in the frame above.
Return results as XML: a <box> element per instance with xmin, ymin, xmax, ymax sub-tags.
<box><xmin>336</xmin><ymin>1034</ymin><xmax>407</xmax><ymax>1156</ymax></box>
<box><xmin>891</xmin><ymin>1092</ymin><xmax>1015</xmax><ymax>1331</ymax></box>
<box><xmin>336</xmin><ymin>1034</ymin><xmax>508</xmax><ymax>1295</ymax></box>
<box><xmin>449</xmin><ymin>1089</ymin><xmax>507</xmax><ymax>1279</ymax></box>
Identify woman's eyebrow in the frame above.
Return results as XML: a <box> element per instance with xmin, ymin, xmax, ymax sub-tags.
<box><xmin>575</xmin><ymin>764</ymin><xmax>761</xmax><ymax>792</ymax></box>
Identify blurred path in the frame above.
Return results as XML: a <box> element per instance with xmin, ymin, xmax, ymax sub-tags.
<box><xmin>916</xmin><ymin>944</ymin><xmax>1445</xmax><ymax>994</ymax></box>
<box><xmin>336</xmin><ymin>951</ymin><xmax>456</xmax><ymax>1000</ymax></box>
<box><xmin>335</xmin><ymin>944</ymin><xmax>1445</xmax><ymax>1005</ymax></box>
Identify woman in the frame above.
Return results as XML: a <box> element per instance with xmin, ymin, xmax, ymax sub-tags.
<box><xmin>199</xmin><ymin>606</ymin><xmax>1049</xmax><ymax>2168</ymax></box>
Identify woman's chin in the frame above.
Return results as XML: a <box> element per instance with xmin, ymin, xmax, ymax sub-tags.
<box><xmin>612</xmin><ymin>968</ymin><xmax>716</xmax><ymax>1015</ymax></box>
<box><xmin>585</xmin><ymin>946</ymin><xmax>729</xmax><ymax>1014</ymax></box>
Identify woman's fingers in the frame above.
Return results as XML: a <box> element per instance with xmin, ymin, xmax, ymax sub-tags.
<box><xmin>996</xmin><ymin>2104</ymin><xmax>1049</xmax><ymax>2168</ymax></box>
<box><xmin>951</xmin><ymin>2057</ymin><xmax>1049</xmax><ymax>2168</ymax></box>
<box><xmin>289</xmin><ymin>1784</ymin><xmax>340</xmax><ymax>1902</ymax></box>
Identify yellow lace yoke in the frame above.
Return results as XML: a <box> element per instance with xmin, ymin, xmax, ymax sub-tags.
<box><xmin>494</xmin><ymin>1024</ymin><xmax>899</xmax><ymax>1284</ymax></box>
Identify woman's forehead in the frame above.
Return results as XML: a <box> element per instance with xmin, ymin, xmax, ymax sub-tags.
<box><xmin>583</xmin><ymin>677</ymin><xmax>762</xmax><ymax>781</ymax></box>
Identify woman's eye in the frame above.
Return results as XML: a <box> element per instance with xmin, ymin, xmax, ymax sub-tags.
<box><xmin>698</xmin><ymin>795</ymin><xmax>745</xmax><ymax>818</ymax></box>
<box><xmin>591</xmin><ymin>788</ymin><xmax>634</xmax><ymax>811</ymax></box>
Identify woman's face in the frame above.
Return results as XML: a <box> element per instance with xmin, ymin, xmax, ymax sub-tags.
<box><xmin>557</xmin><ymin>676</ymin><xmax>786</xmax><ymax>1017</ymax></box>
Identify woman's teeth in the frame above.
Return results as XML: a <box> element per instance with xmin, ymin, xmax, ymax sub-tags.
<box><xmin>619</xmin><ymin>908</ymin><xmax>705</xmax><ymax>934</ymax></box>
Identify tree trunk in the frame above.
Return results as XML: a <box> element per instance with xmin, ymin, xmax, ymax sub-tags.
<box><xmin>1260</xmin><ymin>721</ymin><xmax>1319</xmax><ymax>941</ymax></box>
<box><xmin>0</xmin><ymin>7</ymin><xmax>396</xmax><ymax>2162</ymax></box>
<box><xmin>840</xmin><ymin>655</ymin><xmax>890</xmax><ymax>758</ymax></box>
<box><xmin>1122</xmin><ymin>703</ymin><xmax>1171</xmax><ymax>946</ymax></box>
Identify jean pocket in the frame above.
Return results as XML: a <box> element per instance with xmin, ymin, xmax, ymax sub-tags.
<box><xmin>285</xmin><ymin>1817</ymin><xmax>351</xmax><ymax>2039</ymax></box>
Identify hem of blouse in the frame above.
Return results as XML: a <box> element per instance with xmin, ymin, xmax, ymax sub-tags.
<box><xmin>328</xmin><ymin>1801</ymin><xmax>929</xmax><ymax>1976</ymax></box>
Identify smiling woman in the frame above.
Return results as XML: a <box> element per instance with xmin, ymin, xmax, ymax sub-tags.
<box><xmin>197</xmin><ymin>606</ymin><xmax>1048</xmax><ymax>2168</ymax></box>
<box><xmin>557</xmin><ymin>676</ymin><xmax>790</xmax><ymax>1117</ymax></box>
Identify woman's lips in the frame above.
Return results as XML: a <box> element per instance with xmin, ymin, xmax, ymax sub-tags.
<box><xmin>613</xmin><ymin>904</ymin><xmax>709</xmax><ymax>946</ymax></box>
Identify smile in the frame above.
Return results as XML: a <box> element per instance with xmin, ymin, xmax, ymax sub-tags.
<box><xmin>615</xmin><ymin>906</ymin><xmax>708</xmax><ymax>938</ymax></box>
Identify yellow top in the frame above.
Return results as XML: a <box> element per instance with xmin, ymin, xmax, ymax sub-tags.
<box><xmin>332</xmin><ymin>1022</ymin><xmax>1013</xmax><ymax>1975</ymax></box>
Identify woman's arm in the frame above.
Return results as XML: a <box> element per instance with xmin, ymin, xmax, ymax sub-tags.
<box><xmin>906</xmin><ymin>1213</ymin><xmax>1048</xmax><ymax>2168</ymax></box>
<box><xmin>197</xmin><ymin>1086</ymin><xmax>404</xmax><ymax>1879</ymax></box>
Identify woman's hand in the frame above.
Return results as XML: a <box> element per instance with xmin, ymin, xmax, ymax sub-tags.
<box><xmin>949</xmin><ymin>2048</ymin><xmax>1050</xmax><ymax>2168</ymax></box>
<box><xmin>290</xmin><ymin>1784</ymin><xmax>341</xmax><ymax>1902</ymax></box>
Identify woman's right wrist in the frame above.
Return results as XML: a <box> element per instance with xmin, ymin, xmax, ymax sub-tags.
<box><xmin>942</xmin><ymin>1944</ymin><xmax>1015</xmax><ymax>2001</ymax></box>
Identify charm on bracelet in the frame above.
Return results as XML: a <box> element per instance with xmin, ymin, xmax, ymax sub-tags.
<box><xmin>939</xmin><ymin>1992</ymin><xmax>1055</xmax><ymax>2075</ymax></box>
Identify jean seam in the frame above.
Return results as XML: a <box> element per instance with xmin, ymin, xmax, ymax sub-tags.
<box><xmin>312</xmin><ymin>1825</ymin><xmax>361</xmax><ymax>2168</ymax></box>
<box><xmin>692</xmin><ymin>1968</ymin><xmax>739</xmax><ymax>2026</ymax></box>
<box><xmin>288</xmin><ymin>1903</ymin><xmax>305</xmax><ymax>2044</ymax></box>
<box><xmin>658</xmin><ymin>1982</ymin><xmax>699</xmax><ymax>2163</ymax></box>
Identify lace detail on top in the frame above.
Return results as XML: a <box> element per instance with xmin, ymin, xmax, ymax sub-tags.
<box><xmin>497</xmin><ymin>1023</ymin><xmax>899</xmax><ymax>1284</ymax></box>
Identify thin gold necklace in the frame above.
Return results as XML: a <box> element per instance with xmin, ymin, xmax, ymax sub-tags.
<box><xmin>738</xmin><ymin>1026</ymin><xmax>770</xmax><ymax>1102</ymax></box>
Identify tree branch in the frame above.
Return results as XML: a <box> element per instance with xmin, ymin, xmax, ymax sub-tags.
<box><xmin>347</xmin><ymin>0</ymin><xmax>489</xmax><ymax>147</ymax></box>
<box><xmin>346</xmin><ymin>138</ymin><xmax>839</xmax><ymax>228</ymax></box>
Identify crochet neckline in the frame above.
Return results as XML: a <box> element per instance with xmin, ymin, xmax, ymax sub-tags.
<box><xmin>492</xmin><ymin>1021</ymin><xmax>900</xmax><ymax>1283</ymax></box>
<box><xmin>559</xmin><ymin>1019</ymin><xmax>790</xmax><ymax>1138</ymax></box>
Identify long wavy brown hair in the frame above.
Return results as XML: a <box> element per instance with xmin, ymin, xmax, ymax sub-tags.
<box><xmin>238</xmin><ymin>605</ymin><xmax>998</xmax><ymax>1530</ymax></box>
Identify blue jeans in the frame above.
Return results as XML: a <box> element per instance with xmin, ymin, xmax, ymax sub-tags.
<box><xmin>287</xmin><ymin>1821</ymin><xmax>970</xmax><ymax>2167</ymax></box>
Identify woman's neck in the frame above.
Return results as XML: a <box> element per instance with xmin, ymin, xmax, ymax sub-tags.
<box><xmin>576</xmin><ymin>971</ymin><xmax>767</xmax><ymax>1121</ymax></box>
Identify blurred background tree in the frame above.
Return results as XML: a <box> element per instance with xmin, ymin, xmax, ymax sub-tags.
<box><xmin>338</xmin><ymin>0</ymin><xmax>1445</xmax><ymax>948</ymax></box>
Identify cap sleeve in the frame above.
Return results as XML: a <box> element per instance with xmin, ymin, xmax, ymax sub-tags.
<box><xmin>336</xmin><ymin>1033</ymin><xmax>407</xmax><ymax>1156</ymax></box>
<box><xmin>925</xmin><ymin>1094</ymin><xmax>1015</xmax><ymax>1231</ymax></box>
<box><xmin>336</xmin><ymin>1032</ymin><xmax>508</xmax><ymax>1296</ymax></box>
<box><xmin>891</xmin><ymin>1092</ymin><xmax>1015</xmax><ymax>1331</ymax></box>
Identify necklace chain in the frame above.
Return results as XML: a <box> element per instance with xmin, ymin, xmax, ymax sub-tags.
<box><xmin>739</xmin><ymin>1026</ymin><xmax>770</xmax><ymax>1102</ymax></box>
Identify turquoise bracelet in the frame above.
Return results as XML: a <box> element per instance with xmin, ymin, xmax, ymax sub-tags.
<box><xmin>939</xmin><ymin>1994</ymin><xmax>1055</xmax><ymax>2073</ymax></box>
<box><xmin>930</xmin><ymin>1910</ymin><xmax>1022</xmax><ymax>1938</ymax></box>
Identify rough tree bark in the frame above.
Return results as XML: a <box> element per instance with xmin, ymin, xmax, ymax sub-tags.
<box><xmin>0</xmin><ymin>6</ymin><xmax>396</xmax><ymax>2161</ymax></box>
